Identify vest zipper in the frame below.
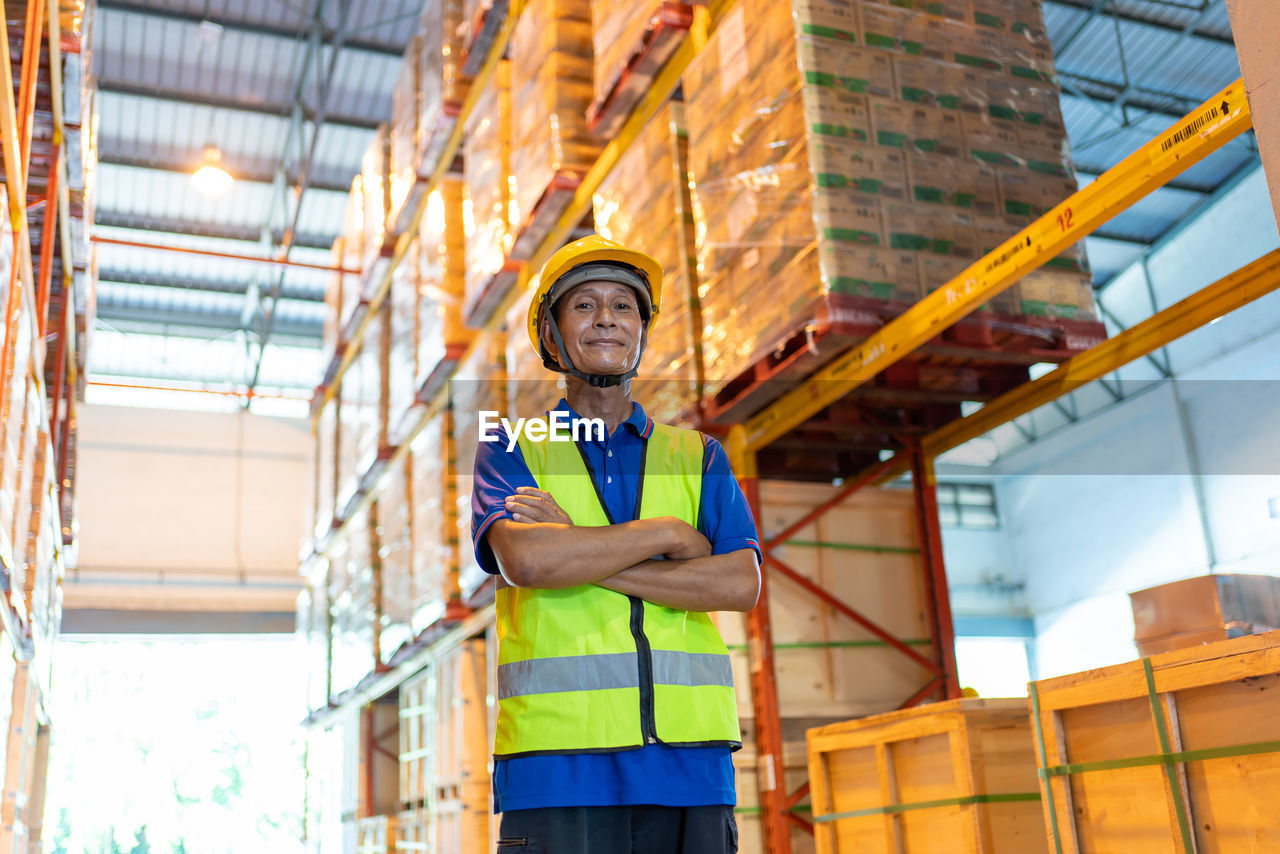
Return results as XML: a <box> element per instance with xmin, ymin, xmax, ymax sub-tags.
<box><xmin>627</xmin><ymin>594</ymin><xmax>659</xmax><ymax>745</ymax></box>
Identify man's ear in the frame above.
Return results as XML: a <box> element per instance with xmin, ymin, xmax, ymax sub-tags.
<box><xmin>539</xmin><ymin>315</ymin><xmax>562</xmax><ymax>367</ymax></box>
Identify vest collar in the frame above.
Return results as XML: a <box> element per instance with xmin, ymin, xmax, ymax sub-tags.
<box><xmin>553</xmin><ymin>398</ymin><xmax>653</xmax><ymax>440</ymax></box>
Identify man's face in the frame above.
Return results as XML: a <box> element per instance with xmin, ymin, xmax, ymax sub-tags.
<box><xmin>540</xmin><ymin>280</ymin><xmax>645</xmax><ymax>376</ymax></box>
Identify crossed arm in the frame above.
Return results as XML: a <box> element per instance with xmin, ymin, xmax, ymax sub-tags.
<box><xmin>484</xmin><ymin>486</ymin><xmax>761</xmax><ymax>613</ymax></box>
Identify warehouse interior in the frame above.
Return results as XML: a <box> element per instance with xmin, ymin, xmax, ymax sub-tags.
<box><xmin>2</xmin><ymin>0</ymin><xmax>1279</xmax><ymax>851</ymax></box>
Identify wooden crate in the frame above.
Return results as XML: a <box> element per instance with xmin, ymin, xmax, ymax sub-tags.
<box><xmin>356</xmin><ymin>814</ymin><xmax>396</xmax><ymax>853</ymax></box>
<box><xmin>400</xmin><ymin>637</ymin><xmax>494</xmax><ymax>853</ymax></box>
<box><xmin>394</xmin><ymin>809</ymin><xmax>430</xmax><ymax>853</ymax></box>
<box><xmin>716</xmin><ymin>481</ymin><xmax>936</xmax><ymax>723</ymax></box>
<box><xmin>1030</xmin><ymin>631</ymin><xmax>1280</xmax><ymax>853</ymax></box>
<box><xmin>806</xmin><ymin>699</ymin><xmax>1044</xmax><ymax>853</ymax></box>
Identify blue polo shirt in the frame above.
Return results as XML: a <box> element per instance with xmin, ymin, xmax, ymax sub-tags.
<box><xmin>471</xmin><ymin>398</ymin><xmax>760</xmax><ymax>814</ymax></box>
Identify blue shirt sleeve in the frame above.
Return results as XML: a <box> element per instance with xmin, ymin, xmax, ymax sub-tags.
<box><xmin>698</xmin><ymin>435</ymin><xmax>762</xmax><ymax>563</ymax></box>
<box><xmin>471</xmin><ymin>428</ymin><xmax>539</xmax><ymax>575</ymax></box>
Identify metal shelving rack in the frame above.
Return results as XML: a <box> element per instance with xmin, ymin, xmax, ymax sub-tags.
<box><xmin>0</xmin><ymin>2</ymin><xmax>90</xmax><ymax>849</ymax></box>
<box><xmin>299</xmin><ymin>3</ymin><xmax>1273</xmax><ymax>851</ymax></box>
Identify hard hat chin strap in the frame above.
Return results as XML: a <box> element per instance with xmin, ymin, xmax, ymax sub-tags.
<box><xmin>546</xmin><ymin>316</ymin><xmax>645</xmax><ymax>388</ymax></box>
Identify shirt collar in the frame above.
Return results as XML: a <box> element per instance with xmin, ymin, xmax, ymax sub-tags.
<box><xmin>554</xmin><ymin>398</ymin><xmax>653</xmax><ymax>439</ymax></box>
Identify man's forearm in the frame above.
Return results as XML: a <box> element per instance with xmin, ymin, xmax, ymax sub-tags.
<box><xmin>486</xmin><ymin>516</ymin><xmax>682</xmax><ymax>589</ymax></box>
<box><xmin>596</xmin><ymin>550</ymin><xmax>760</xmax><ymax>612</ymax></box>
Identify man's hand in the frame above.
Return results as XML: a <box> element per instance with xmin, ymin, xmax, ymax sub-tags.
<box><xmin>505</xmin><ymin>487</ymin><xmax>573</xmax><ymax>525</ymax></box>
<box><xmin>664</xmin><ymin>519</ymin><xmax>712</xmax><ymax>561</ymax></box>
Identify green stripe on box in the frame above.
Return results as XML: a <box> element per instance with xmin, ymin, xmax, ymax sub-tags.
<box><xmin>914</xmin><ymin>186</ymin><xmax>947</xmax><ymax>204</ymax></box>
<box><xmin>955</xmin><ymin>53</ymin><xmax>1001</xmax><ymax>71</ymax></box>
<box><xmin>814</xmin><ymin>792</ymin><xmax>1041</xmax><ymax>823</ymax></box>
<box><xmin>804</xmin><ymin>70</ymin><xmax>869</xmax><ymax>93</ymax></box>
<box><xmin>903</xmin><ymin>40</ymin><xmax>924</xmax><ymax>56</ymax></box>
<box><xmin>974</xmin><ymin>12</ymin><xmax>1005</xmax><ymax>28</ymax></box>
<box><xmin>971</xmin><ymin>149</ymin><xmax>1018</xmax><ymax>167</ymax></box>
<box><xmin>812</xmin><ymin>123</ymin><xmax>866</xmax><ymax>142</ymax></box>
<box><xmin>930</xmin><ymin>239</ymin><xmax>955</xmax><ymax>255</ymax></box>
<box><xmin>913</xmin><ymin>138</ymin><xmax>941</xmax><ymax>153</ymax></box>
<box><xmin>953</xmin><ymin>192</ymin><xmax>976</xmax><ymax>208</ymax></box>
<box><xmin>865</xmin><ymin>32</ymin><xmax>898</xmax><ymax>50</ymax></box>
<box><xmin>902</xmin><ymin>86</ymin><xmax>932</xmax><ymax>104</ymax></box>
<box><xmin>854</xmin><ymin>178</ymin><xmax>885</xmax><ymax>194</ymax></box>
<box><xmin>891</xmin><ymin>233</ymin><xmax>932</xmax><ymax>251</ymax></box>
<box><xmin>801</xmin><ymin>23</ymin><xmax>857</xmax><ymax>42</ymax></box>
<box><xmin>823</xmin><ymin>228</ymin><xmax>880</xmax><ymax>245</ymax></box>
<box><xmin>937</xmin><ymin>95</ymin><xmax>961</xmax><ymax>109</ymax></box>
<box><xmin>1005</xmin><ymin>201</ymin><xmax>1035</xmax><ymax>217</ymax></box>
<box><xmin>989</xmin><ymin>105</ymin><xmax>1020</xmax><ymax>121</ymax></box>
<box><xmin>1010</xmin><ymin>65</ymin><xmax>1043</xmax><ymax>81</ymax></box>
<box><xmin>817</xmin><ymin>172</ymin><xmax>849</xmax><ymax>189</ymax></box>
<box><xmin>1040</xmin><ymin>738</ymin><xmax>1280</xmax><ymax>778</ymax></box>
<box><xmin>831</xmin><ymin>278</ymin><xmax>896</xmax><ymax>299</ymax></box>
<box><xmin>1028</xmin><ymin>160</ymin><xmax>1069</xmax><ymax>176</ymax></box>
<box><xmin>877</xmin><ymin>130</ymin><xmax>909</xmax><ymax>148</ymax></box>
<box><xmin>1021</xmin><ymin>111</ymin><xmax>1046</xmax><ymax>127</ymax></box>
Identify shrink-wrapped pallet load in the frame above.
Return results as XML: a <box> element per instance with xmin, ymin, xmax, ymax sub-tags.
<box><xmin>362</xmin><ymin>126</ymin><xmax>392</xmax><ymax>277</ymax></box>
<box><xmin>593</xmin><ymin>101</ymin><xmax>701</xmax><ymax>425</ymax></box>
<box><xmin>389</xmin><ymin>35</ymin><xmax>423</xmax><ymax>230</ymax></box>
<box><xmin>684</xmin><ymin>0</ymin><xmax>1093</xmax><ymax>399</ymax></box>
<box><xmin>337</xmin><ymin>182</ymin><xmax>366</xmax><ymax>335</ymax></box>
<box><xmin>387</xmin><ymin>239</ymin><xmax>422</xmax><ymax>434</ymax></box>
<box><xmin>504</xmin><ymin>284</ymin><xmax>563</xmax><ymax>421</ymax></box>
<box><xmin>377</xmin><ymin>457</ymin><xmax>413</xmax><ymax>665</ymax></box>
<box><xmin>418</xmin><ymin>179</ymin><xmax>474</xmax><ymax>394</ymax></box>
<box><xmin>410</xmin><ymin>415</ymin><xmax>460</xmax><ymax>634</ymax></box>
<box><xmin>420</xmin><ymin>0</ymin><xmax>473</xmax><ymax>170</ymax></box>
<box><xmin>508</xmin><ymin>0</ymin><xmax>600</xmax><ymax>255</ymax></box>
<box><xmin>588</xmin><ymin>0</ymin><xmax>692</xmax><ymax>135</ymax></box>
<box><xmin>450</xmin><ymin>334</ymin><xmax>507</xmax><ymax>601</ymax></box>
<box><xmin>463</xmin><ymin>60</ymin><xmax>515</xmax><ymax>324</ymax></box>
<box><xmin>328</xmin><ymin>508</ymin><xmax>379</xmax><ymax>696</ymax></box>
<box><xmin>313</xmin><ymin>397</ymin><xmax>338</xmax><ymax>543</ymax></box>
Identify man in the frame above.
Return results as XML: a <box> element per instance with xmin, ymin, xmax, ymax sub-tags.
<box><xmin>470</xmin><ymin>235</ymin><xmax>762</xmax><ymax>853</ymax></box>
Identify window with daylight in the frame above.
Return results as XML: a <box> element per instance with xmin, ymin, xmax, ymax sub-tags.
<box><xmin>936</xmin><ymin>482</ymin><xmax>999</xmax><ymax>530</ymax></box>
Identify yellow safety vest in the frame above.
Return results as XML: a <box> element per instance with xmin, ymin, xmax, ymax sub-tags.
<box><xmin>494</xmin><ymin>421</ymin><xmax>741</xmax><ymax>758</ymax></box>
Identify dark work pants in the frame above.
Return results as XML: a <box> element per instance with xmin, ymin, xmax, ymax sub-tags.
<box><xmin>496</xmin><ymin>804</ymin><xmax>738</xmax><ymax>854</ymax></box>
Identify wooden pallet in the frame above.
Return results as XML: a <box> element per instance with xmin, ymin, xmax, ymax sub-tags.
<box><xmin>587</xmin><ymin>2</ymin><xmax>694</xmax><ymax>139</ymax></box>
<box><xmin>703</xmin><ymin>293</ymin><xmax>1106</xmax><ymax>427</ymax></box>
<box><xmin>807</xmin><ymin>698</ymin><xmax>1045</xmax><ymax>854</ymax></box>
<box><xmin>509</xmin><ymin>170</ymin><xmax>586</xmax><ymax>261</ymax></box>
<box><xmin>459</xmin><ymin>0</ymin><xmax>510</xmax><ymax>77</ymax></box>
<box><xmin>1030</xmin><ymin>631</ymin><xmax>1280</xmax><ymax>853</ymax></box>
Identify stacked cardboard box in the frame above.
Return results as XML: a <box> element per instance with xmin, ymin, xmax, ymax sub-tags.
<box><xmin>504</xmin><ymin>284</ymin><xmax>564</xmax><ymax>420</ymax></box>
<box><xmin>410</xmin><ymin>415</ymin><xmax>461</xmax><ymax>634</ymax></box>
<box><xmin>450</xmin><ymin>335</ymin><xmax>507</xmax><ymax>600</ymax></box>
<box><xmin>463</xmin><ymin>60</ymin><xmax>514</xmax><ymax>323</ymax></box>
<box><xmin>337</xmin><ymin>181</ymin><xmax>366</xmax><ymax>336</ymax></box>
<box><xmin>685</xmin><ymin>0</ymin><xmax>1093</xmax><ymax>394</ymax></box>
<box><xmin>1129</xmin><ymin>574</ymin><xmax>1280</xmax><ymax>656</ymax></box>
<box><xmin>593</xmin><ymin>101</ymin><xmax>702</xmax><ymax>425</ymax></box>
<box><xmin>389</xmin><ymin>35</ymin><xmax>423</xmax><ymax>230</ymax></box>
<box><xmin>336</xmin><ymin>304</ymin><xmax>388</xmax><ymax>512</ymax></box>
<box><xmin>328</xmin><ymin>508</ymin><xmax>379</xmax><ymax>697</ymax></box>
<box><xmin>387</xmin><ymin>239</ymin><xmax>422</xmax><ymax>434</ymax></box>
<box><xmin>362</xmin><ymin>127</ymin><xmax>392</xmax><ymax>278</ymax></box>
<box><xmin>418</xmin><ymin>179</ymin><xmax>474</xmax><ymax>397</ymax></box>
<box><xmin>419</xmin><ymin>0</ymin><xmax>473</xmax><ymax>172</ymax></box>
<box><xmin>509</xmin><ymin>0</ymin><xmax>600</xmax><ymax>240</ymax></box>
<box><xmin>377</xmin><ymin>458</ymin><xmax>414</xmax><ymax>665</ymax></box>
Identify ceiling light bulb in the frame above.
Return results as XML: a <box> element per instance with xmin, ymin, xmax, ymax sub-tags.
<box><xmin>192</xmin><ymin>144</ymin><xmax>233</xmax><ymax>196</ymax></box>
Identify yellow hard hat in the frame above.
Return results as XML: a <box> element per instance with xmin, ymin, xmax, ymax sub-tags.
<box><xmin>526</xmin><ymin>234</ymin><xmax>664</xmax><ymax>365</ymax></box>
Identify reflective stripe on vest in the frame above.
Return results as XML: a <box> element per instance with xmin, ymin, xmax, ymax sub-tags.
<box><xmin>494</xmin><ymin>421</ymin><xmax>741</xmax><ymax>758</ymax></box>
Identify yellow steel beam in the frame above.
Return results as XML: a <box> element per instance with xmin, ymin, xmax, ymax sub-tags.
<box><xmin>922</xmin><ymin>247</ymin><xmax>1280</xmax><ymax>460</ymax></box>
<box><xmin>310</xmin><ymin>0</ymin><xmax>527</xmax><ymax>424</ymax></box>
<box><xmin>744</xmin><ymin>79</ymin><xmax>1253</xmax><ymax>452</ymax></box>
<box><xmin>0</xmin><ymin>14</ymin><xmax>35</xmax><ymax>298</ymax></box>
